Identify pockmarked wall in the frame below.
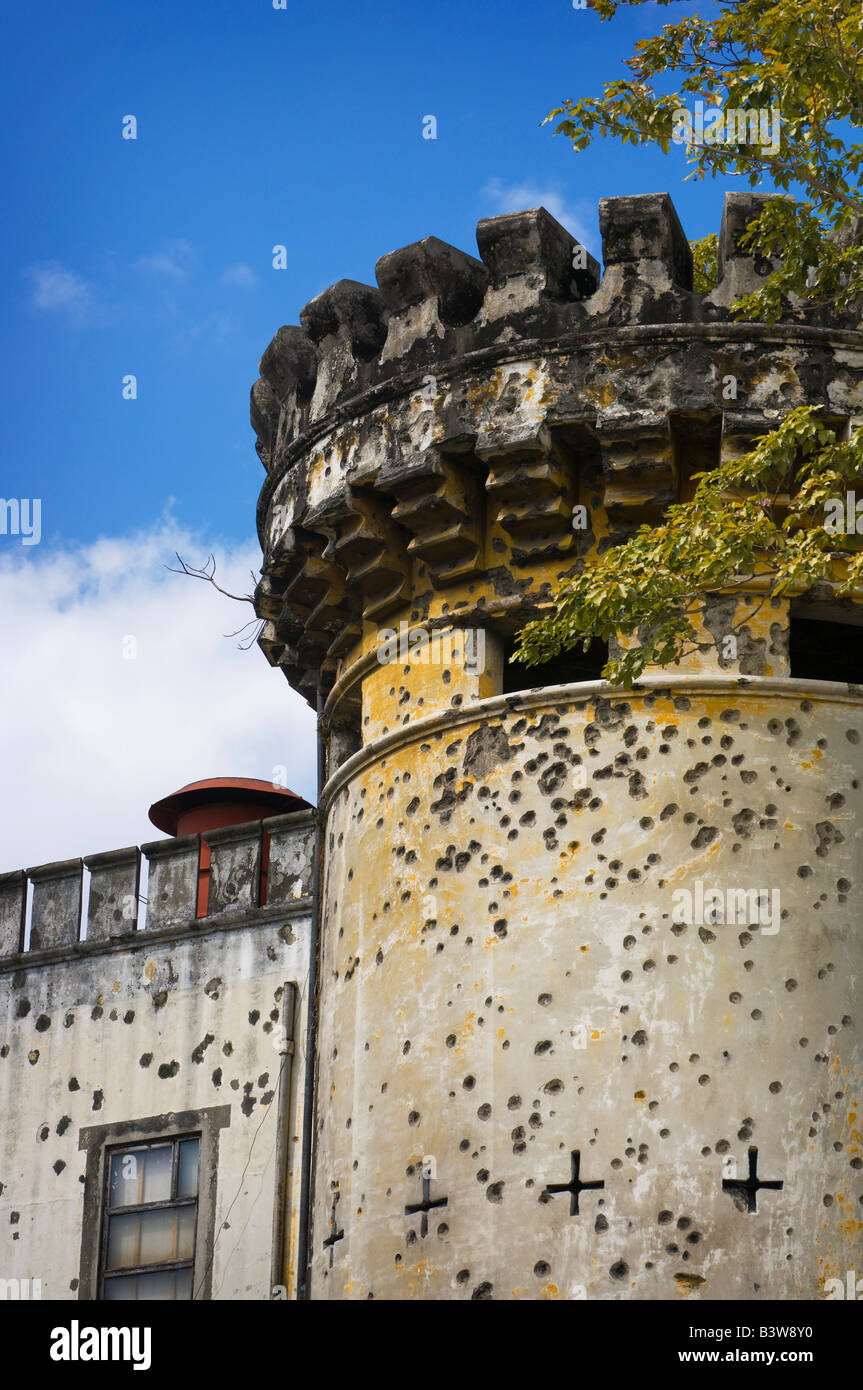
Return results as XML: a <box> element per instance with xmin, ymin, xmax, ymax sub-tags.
<box><xmin>0</xmin><ymin>811</ymin><xmax>315</xmax><ymax>1301</ymax></box>
<box><xmin>249</xmin><ymin>189</ymin><xmax>863</xmax><ymax>1299</ymax></box>
<box><xmin>312</xmin><ymin>679</ymin><xmax>862</xmax><ymax>1300</ymax></box>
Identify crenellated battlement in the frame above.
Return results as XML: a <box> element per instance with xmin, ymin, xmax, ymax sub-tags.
<box><xmin>251</xmin><ymin>191</ymin><xmax>863</xmax><ymax>716</ymax></box>
<box><xmin>0</xmin><ymin>812</ymin><xmax>315</xmax><ymax>964</ymax></box>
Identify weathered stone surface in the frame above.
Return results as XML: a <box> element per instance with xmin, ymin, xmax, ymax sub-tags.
<box><xmin>0</xmin><ymin>870</ymin><xmax>26</xmax><ymax>956</ymax></box>
<box><xmin>205</xmin><ymin>821</ymin><xmax>263</xmax><ymax>915</ymax></box>
<box><xmin>264</xmin><ymin>810</ymin><xmax>316</xmax><ymax>905</ymax></box>
<box><xmin>84</xmin><ymin>846</ymin><xmax>141</xmax><ymax>941</ymax></box>
<box><xmin>249</xmin><ymin>192</ymin><xmax>863</xmax><ymax>1304</ymax></box>
<box><xmin>253</xmin><ymin>197</ymin><xmax>863</xmax><ymax>716</ymax></box>
<box><xmin>28</xmin><ymin>859</ymin><xmax>83</xmax><ymax>951</ymax></box>
<box><xmin>142</xmin><ymin>834</ymin><xmax>199</xmax><ymax>931</ymax></box>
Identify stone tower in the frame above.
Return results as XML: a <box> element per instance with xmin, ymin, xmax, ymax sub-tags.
<box><xmin>251</xmin><ymin>192</ymin><xmax>863</xmax><ymax>1300</ymax></box>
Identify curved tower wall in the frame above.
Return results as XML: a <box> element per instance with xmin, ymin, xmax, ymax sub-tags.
<box><xmin>251</xmin><ymin>192</ymin><xmax>863</xmax><ymax>1299</ymax></box>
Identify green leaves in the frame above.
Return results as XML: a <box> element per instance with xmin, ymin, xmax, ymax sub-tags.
<box><xmin>514</xmin><ymin>411</ymin><xmax>863</xmax><ymax>687</ymax></box>
<box><xmin>516</xmin><ymin>0</ymin><xmax>863</xmax><ymax>687</ymax></box>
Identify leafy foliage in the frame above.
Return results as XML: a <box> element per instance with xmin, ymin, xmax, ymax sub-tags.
<box><xmin>514</xmin><ymin>0</ymin><xmax>863</xmax><ymax>685</ymax></box>
<box><xmin>690</xmin><ymin>232</ymin><xmax>718</xmax><ymax>291</ymax></box>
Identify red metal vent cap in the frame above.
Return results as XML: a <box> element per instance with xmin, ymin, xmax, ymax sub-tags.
<box><xmin>148</xmin><ymin>777</ymin><xmax>312</xmax><ymax>837</ymax></box>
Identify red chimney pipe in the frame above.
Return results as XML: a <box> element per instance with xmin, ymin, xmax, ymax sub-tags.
<box><xmin>148</xmin><ymin>777</ymin><xmax>312</xmax><ymax>915</ymax></box>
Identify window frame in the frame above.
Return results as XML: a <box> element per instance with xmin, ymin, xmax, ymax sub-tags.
<box><xmin>78</xmin><ymin>1105</ymin><xmax>230</xmax><ymax>1302</ymax></box>
<box><xmin>98</xmin><ymin>1133</ymin><xmax>201</xmax><ymax>1301</ymax></box>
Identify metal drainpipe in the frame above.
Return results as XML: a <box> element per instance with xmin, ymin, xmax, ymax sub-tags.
<box><xmin>295</xmin><ymin>680</ymin><xmax>327</xmax><ymax>1300</ymax></box>
<box><xmin>269</xmin><ymin>980</ymin><xmax>296</xmax><ymax>1296</ymax></box>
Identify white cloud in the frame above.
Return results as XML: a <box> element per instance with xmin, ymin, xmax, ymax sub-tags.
<box><xmin>25</xmin><ymin>262</ymin><xmax>93</xmax><ymax>315</ymax></box>
<box><xmin>137</xmin><ymin>238</ymin><xmax>196</xmax><ymax>279</ymax></box>
<box><xmin>221</xmin><ymin>263</ymin><xmax>257</xmax><ymax>287</ymax></box>
<box><xmin>481</xmin><ymin>178</ymin><xmax>595</xmax><ymax>254</ymax></box>
<box><xmin>0</xmin><ymin>518</ymin><xmax>316</xmax><ymax>873</ymax></box>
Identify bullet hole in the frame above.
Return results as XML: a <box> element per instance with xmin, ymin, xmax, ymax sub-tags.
<box><xmin>691</xmin><ymin>826</ymin><xmax>718</xmax><ymax>849</ymax></box>
<box><xmin>53</xmin><ymin>1160</ymin><xmax>66</xmax><ymax>1175</ymax></box>
<box><xmin>595</xmin><ymin>1215</ymin><xmax>609</xmax><ymax>1233</ymax></box>
<box><xmin>823</xmin><ymin>1194</ymin><xmax>834</xmax><ymax>1207</ymax></box>
<box><xmin>151</xmin><ymin>991</ymin><xmax>168</xmax><ymax>1009</ymax></box>
<box><xmin>477</xmin><ymin>1104</ymin><xmax>492</xmax><ymax>1120</ymax></box>
<box><xmin>698</xmin><ymin>1075</ymin><xmax>710</xmax><ymax>1086</ymax></box>
<box><xmin>192</xmin><ymin>1034</ymin><xmax>215</xmax><ymax>1064</ymax></box>
<box><xmin>139</xmin><ymin>1053</ymin><xmax>153</xmax><ymax>1068</ymax></box>
<box><xmin>538</xmin><ymin>994</ymin><xmax>552</xmax><ymax>1007</ymax></box>
<box><xmin>534</xmin><ymin>1040</ymin><xmax>552</xmax><ymax>1055</ymax></box>
<box><xmin>632</xmin><ymin>1030</ymin><xmax>647</xmax><ymax>1046</ymax></box>
<box><xmin>91</xmin><ymin>1006</ymin><xmax>103</xmax><ymax>1021</ymax></box>
<box><xmin>123</xmin><ymin>1011</ymin><xmax>135</xmax><ymax>1024</ymax></box>
<box><xmin>212</xmin><ymin>1068</ymin><xmax>222</xmax><ymax>1087</ymax></box>
<box><xmin>35</xmin><ymin>1014</ymin><xmax>51</xmax><ymax>1031</ymax></box>
<box><xmin>68</xmin><ymin>1077</ymin><xmax>80</xmax><ymax>1091</ymax></box>
<box><xmin>92</xmin><ymin>1090</ymin><xmax>103</xmax><ymax>1111</ymax></box>
<box><xmin>507</xmin><ymin>1095</ymin><xmax>521</xmax><ymax>1110</ymax></box>
<box><xmin>609</xmin><ymin>1261</ymin><xmax>629</xmax><ymax>1281</ymax></box>
<box><xmin>456</xmin><ymin>1269</ymin><xmax>470</xmax><ymax>1284</ymax></box>
<box><xmin>544</xmin><ymin>1079</ymin><xmax>563</xmax><ymax>1094</ymax></box>
<box><xmin>486</xmin><ymin>1182</ymin><xmax>504</xmax><ymax>1203</ymax></box>
<box><xmin>408</xmin><ymin>1111</ymin><xmax>420</xmax><ymax>1126</ymax></box>
<box><xmin>471</xmin><ymin>1282</ymin><xmax>493</xmax><ymax>1300</ymax></box>
<box><xmin>785</xmin><ymin>978</ymin><xmax>798</xmax><ymax>992</ymax></box>
<box><xmin>157</xmin><ymin>1062</ymin><xmax>179</xmax><ymax>1079</ymax></box>
<box><xmin>15</xmin><ymin>1000</ymin><xmax>30</xmax><ymax>1018</ymax></box>
<box><xmin>56</xmin><ymin>1116</ymin><xmax>71</xmax><ymax>1136</ymax></box>
<box><xmin>249</xmin><ymin>1010</ymin><xmax>260</xmax><ymax>1025</ymax></box>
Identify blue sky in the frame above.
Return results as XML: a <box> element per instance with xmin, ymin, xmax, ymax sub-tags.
<box><xmin>0</xmin><ymin>0</ymin><xmax>755</xmax><ymax>866</ymax></box>
<box><xmin>1</xmin><ymin>0</ymin><xmax>728</xmax><ymax>551</ymax></box>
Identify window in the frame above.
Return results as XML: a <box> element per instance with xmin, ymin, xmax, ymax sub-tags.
<box><xmin>501</xmin><ymin>637</ymin><xmax>609</xmax><ymax>693</ymax></box>
<box><xmin>100</xmin><ymin>1136</ymin><xmax>200</xmax><ymax>1301</ymax></box>
<box><xmin>78</xmin><ymin>1105</ymin><xmax>230</xmax><ymax>1302</ymax></box>
<box><xmin>789</xmin><ymin>615</ymin><xmax>863</xmax><ymax>684</ymax></box>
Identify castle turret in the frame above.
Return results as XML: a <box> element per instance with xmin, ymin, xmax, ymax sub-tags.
<box><xmin>252</xmin><ymin>192</ymin><xmax>863</xmax><ymax>1300</ymax></box>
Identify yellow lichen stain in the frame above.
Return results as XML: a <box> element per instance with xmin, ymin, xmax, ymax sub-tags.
<box><xmin>144</xmin><ymin>961</ymin><xmax>157</xmax><ymax>981</ymax></box>
<box><xmin>580</xmin><ymin>944</ymin><xmax>589</xmax><ymax>954</ymax></box>
<box><xmin>459</xmin><ymin>1012</ymin><xmax>476</xmax><ymax>1044</ymax></box>
<box><xmin>589</xmin><ymin>1028</ymin><xmax>604</xmax><ymax>1041</ymax></box>
<box><xmin>540</xmin><ymin>1282</ymin><xmax>560</xmax><ymax>1300</ymax></box>
<box><xmin>112</xmin><ymin>981</ymin><xmax>121</xmax><ymax>994</ymax></box>
<box><xmin>674</xmin><ymin>1272</ymin><xmax>707</xmax><ymax>1295</ymax></box>
<box><xmin>484</xmin><ymin>936</ymin><xmax>499</xmax><ymax>949</ymax></box>
<box><xmin>634</xmin><ymin>1090</ymin><xmax>646</xmax><ymax>1102</ymax></box>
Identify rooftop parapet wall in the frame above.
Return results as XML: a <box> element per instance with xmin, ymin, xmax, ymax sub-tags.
<box><xmin>0</xmin><ymin>812</ymin><xmax>315</xmax><ymax>963</ymax></box>
<box><xmin>251</xmin><ymin>192</ymin><xmax>863</xmax><ymax>709</ymax></box>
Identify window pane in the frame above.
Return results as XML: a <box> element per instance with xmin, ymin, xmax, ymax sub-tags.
<box><xmin>106</xmin><ymin>1206</ymin><xmax>196</xmax><ymax>1271</ymax></box>
<box><xmin>177</xmin><ymin>1138</ymin><xmax>200</xmax><ymax>1199</ymax></box>
<box><xmin>104</xmin><ymin>1267</ymin><xmax>193</xmax><ymax>1301</ymax></box>
<box><xmin>109</xmin><ymin>1146</ymin><xmax>172</xmax><ymax>1209</ymax></box>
